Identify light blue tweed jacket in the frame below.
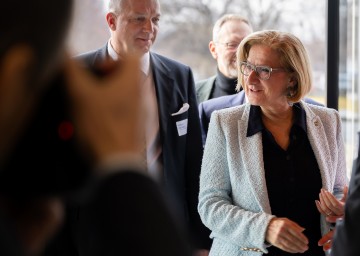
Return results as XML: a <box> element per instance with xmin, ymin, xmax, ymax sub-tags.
<box><xmin>198</xmin><ymin>102</ymin><xmax>348</xmax><ymax>256</ymax></box>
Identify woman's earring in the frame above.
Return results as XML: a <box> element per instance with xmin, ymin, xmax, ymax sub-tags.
<box><xmin>286</xmin><ymin>86</ymin><xmax>295</xmax><ymax>106</ymax></box>
<box><xmin>286</xmin><ymin>86</ymin><xmax>294</xmax><ymax>97</ymax></box>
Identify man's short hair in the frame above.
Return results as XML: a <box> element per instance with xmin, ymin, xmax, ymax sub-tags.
<box><xmin>212</xmin><ymin>14</ymin><xmax>252</xmax><ymax>42</ymax></box>
<box><xmin>107</xmin><ymin>0</ymin><xmax>126</xmax><ymax>13</ymax></box>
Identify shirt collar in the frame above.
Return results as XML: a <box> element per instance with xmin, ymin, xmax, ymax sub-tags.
<box><xmin>107</xmin><ymin>39</ymin><xmax>151</xmax><ymax>76</ymax></box>
<box><xmin>107</xmin><ymin>39</ymin><xmax>119</xmax><ymax>61</ymax></box>
<box><xmin>246</xmin><ymin>102</ymin><xmax>307</xmax><ymax>137</ymax></box>
<box><xmin>246</xmin><ymin>105</ymin><xmax>264</xmax><ymax>137</ymax></box>
<box><xmin>140</xmin><ymin>52</ymin><xmax>150</xmax><ymax>76</ymax></box>
<box><xmin>293</xmin><ymin>103</ymin><xmax>307</xmax><ymax>133</ymax></box>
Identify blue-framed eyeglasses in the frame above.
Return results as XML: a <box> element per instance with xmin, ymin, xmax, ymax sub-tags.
<box><xmin>239</xmin><ymin>61</ymin><xmax>286</xmax><ymax>80</ymax></box>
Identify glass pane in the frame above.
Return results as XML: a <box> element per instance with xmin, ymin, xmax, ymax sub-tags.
<box><xmin>339</xmin><ymin>0</ymin><xmax>360</xmax><ymax>178</ymax></box>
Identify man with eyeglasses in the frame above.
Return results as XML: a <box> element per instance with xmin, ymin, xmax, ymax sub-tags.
<box><xmin>195</xmin><ymin>14</ymin><xmax>253</xmax><ymax>103</ymax></box>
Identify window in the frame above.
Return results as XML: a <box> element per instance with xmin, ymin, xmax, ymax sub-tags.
<box><xmin>339</xmin><ymin>0</ymin><xmax>360</xmax><ymax>178</ymax></box>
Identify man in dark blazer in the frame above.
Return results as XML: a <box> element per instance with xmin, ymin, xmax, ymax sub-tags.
<box><xmin>72</xmin><ymin>0</ymin><xmax>211</xmax><ymax>254</ymax></box>
<box><xmin>199</xmin><ymin>91</ymin><xmax>324</xmax><ymax>146</ymax></box>
<box><xmin>195</xmin><ymin>14</ymin><xmax>253</xmax><ymax>103</ymax></box>
<box><xmin>43</xmin><ymin>56</ymin><xmax>193</xmax><ymax>256</ymax></box>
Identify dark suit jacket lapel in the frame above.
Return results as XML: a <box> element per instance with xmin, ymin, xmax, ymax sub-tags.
<box><xmin>149</xmin><ymin>52</ymin><xmax>188</xmax><ymax>208</ymax></box>
<box><xmin>150</xmin><ymin>52</ymin><xmax>174</xmax><ymax>140</ymax></box>
<box><xmin>223</xmin><ymin>91</ymin><xmax>246</xmax><ymax>109</ymax></box>
<box><xmin>202</xmin><ymin>76</ymin><xmax>216</xmax><ymax>101</ymax></box>
<box><xmin>93</xmin><ymin>44</ymin><xmax>109</xmax><ymax>64</ymax></box>
<box><xmin>76</xmin><ymin>44</ymin><xmax>109</xmax><ymax>68</ymax></box>
<box><xmin>237</xmin><ymin>90</ymin><xmax>246</xmax><ymax>105</ymax></box>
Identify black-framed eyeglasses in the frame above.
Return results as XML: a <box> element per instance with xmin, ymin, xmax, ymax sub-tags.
<box><xmin>216</xmin><ymin>41</ymin><xmax>240</xmax><ymax>50</ymax></box>
<box><xmin>239</xmin><ymin>61</ymin><xmax>286</xmax><ymax>80</ymax></box>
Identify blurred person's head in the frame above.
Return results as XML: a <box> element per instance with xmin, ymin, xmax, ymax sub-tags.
<box><xmin>209</xmin><ymin>14</ymin><xmax>253</xmax><ymax>79</ymax></box>
<box><xmin>237</xmin><ymin>30</ymin><xmax>312</xmax><ymax>109</ymax></box>
<box><xmin>0</xmin><ymin>0</ymin><xmax>74</xmax><ymax>254</ymax></box>
<box><xmin>106</xmin><ymin>0</ymin><xmax>161</xmax><ymax>57</ymax></box>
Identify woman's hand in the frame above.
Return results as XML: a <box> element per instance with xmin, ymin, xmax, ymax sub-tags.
<box><xmin>315</xmin><ymin>186</ymin><xmax>348</xmax><ymax>220</ymax></box>
<box><xmin>318</xmin><ymin>229</ymin><xmax>334</xmax><ymax>251</ymax></box>
<box><xmin>265</xmin><ymin>217</ymin><xmax>309</xmax><ymax>253</ymax></box>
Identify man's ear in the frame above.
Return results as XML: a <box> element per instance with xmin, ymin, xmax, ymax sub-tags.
<box><xmin>106</xmin><ymin>12</ymin><xmax>117</xmax><ymax>31</ymax></box>
<box><xmin>209</xmin><ymin>41</ymin><xmax>217</xmax><ymax>60</ymax></box>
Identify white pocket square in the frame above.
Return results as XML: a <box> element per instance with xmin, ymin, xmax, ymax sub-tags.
<box><xmin>171</xmin><ymin>103</ymin><xmax>190</xmax><ymax>116</ymax></box>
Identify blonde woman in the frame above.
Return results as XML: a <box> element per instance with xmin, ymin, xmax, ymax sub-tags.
<box><xmin>198</xmin><ymin>30</ymin><xmax>348</xmax><ymax>256</ymax></box>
